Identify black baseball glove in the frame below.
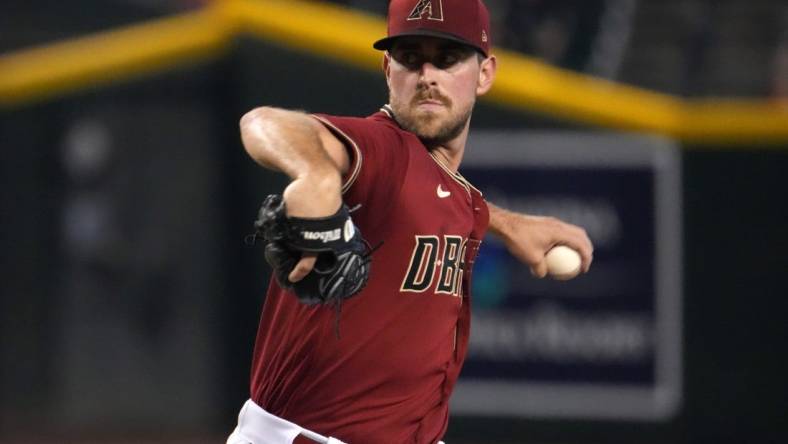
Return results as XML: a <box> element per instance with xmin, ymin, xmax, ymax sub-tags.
<box><xmin>252</xmin><ymin>194</ymin><xmax>371</xmax><ymax>305</ymax></box>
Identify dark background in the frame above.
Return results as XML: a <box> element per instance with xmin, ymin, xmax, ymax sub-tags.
<box><xmin>1</xmin><ymin>1</ymin><xmax>787</xmax><ymax>443</ymax></box>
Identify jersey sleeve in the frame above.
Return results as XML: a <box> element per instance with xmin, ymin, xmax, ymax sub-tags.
<box><xmin>311</xmin><ymin>114</ymin><xmax>409</xmax><ymax>237</ymax></box>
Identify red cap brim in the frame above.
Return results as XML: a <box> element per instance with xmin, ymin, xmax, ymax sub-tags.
<box><xmin>373</xmin><ymin>29</ymin><xmax>488</xmax><ymax>56</ymax></box>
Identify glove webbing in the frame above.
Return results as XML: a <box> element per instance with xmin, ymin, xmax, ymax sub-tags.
<box><xmin>329</xmin><ymin>240</ymin><xmax>382</xmax><ymax>338</ymax></box>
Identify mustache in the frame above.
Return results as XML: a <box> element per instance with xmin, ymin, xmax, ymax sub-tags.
<box><xmin>411</xmin><ymin>88</ymin><xmax>452</xmax><ymax>107</ymax></box>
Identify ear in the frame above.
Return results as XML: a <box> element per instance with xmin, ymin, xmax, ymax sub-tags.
<box><xmin>476</xmin><ymin>55</ymin><xmax>497</xmax><ymax>96</ymax></box>
<box><xmin>383</xmin><ymin>53</ymin><xmax>392</xmax><ymax>87</ymax></box>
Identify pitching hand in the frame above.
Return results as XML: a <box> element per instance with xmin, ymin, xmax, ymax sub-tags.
<box><xmin>488</xmin><ymin>204</ymin><xmax>593</xmax><ymax>278</ymax></box>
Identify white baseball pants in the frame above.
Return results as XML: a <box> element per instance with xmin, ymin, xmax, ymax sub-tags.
<box><xmin>227</xmin><ymin>398</ymin><xmax>446</xmax><ymax>444</ymax></box>
<box><xmin>227</xmin><ymin>399</ymin><xmax>345</xmax><ymax>444</ymax></box>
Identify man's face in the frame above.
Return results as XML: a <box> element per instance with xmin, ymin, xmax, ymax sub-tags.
<box><xmin>385</xmin><ymin>37</ymin><xmax>495</xmax><ymax>147</ymax></box>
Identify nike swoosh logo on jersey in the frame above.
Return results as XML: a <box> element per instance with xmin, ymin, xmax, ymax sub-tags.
<box><xmin>437</xmin><ymin>184</ymin><xmax>451</xmax><ymax>198</ymax></box>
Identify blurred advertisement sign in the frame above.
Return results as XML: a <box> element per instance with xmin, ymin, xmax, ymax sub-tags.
<box><xmin>452</xmin><ymin>132</ymin><xmax>682</xmax><ymax>420</ymax></box>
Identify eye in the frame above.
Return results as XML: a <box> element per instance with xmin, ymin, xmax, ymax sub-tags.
<box><xmin>434</xmin><ymin>51</ymin><xmax>461</xmax><ymax>69</ymax></box>
<box><xmin>404</xmin><ymin>52</ymin><xmax>421</xmax><ymax>66</ymax></box>
<box><xmin>393</xmin><ymin>50</ymin><xmax>423</xmax><ymax>70</ymax></box>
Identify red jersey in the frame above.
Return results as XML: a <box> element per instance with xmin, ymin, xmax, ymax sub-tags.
<box><xmin>249</xmin><ymin>106</ymin><xmax>489</xmax><ymax>444</ymax></box>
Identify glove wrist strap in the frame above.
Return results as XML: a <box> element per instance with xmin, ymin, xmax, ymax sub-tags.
<box><xmin>286</xmin><ymin>205</ymin><xmax>357</xmax><ymax>252</ymax></box>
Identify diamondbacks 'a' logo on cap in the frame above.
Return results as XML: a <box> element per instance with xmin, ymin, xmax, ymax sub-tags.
<box><xmin>407</xmin><ymin>0</ymin><xmax>444</xmax><ymax>22</ymax></box>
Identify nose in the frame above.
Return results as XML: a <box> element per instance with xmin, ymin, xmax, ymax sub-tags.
<box><xmin>418</xmin><ymin>61</ymin><xmax>439</xmax><ymax>86</ymax></box>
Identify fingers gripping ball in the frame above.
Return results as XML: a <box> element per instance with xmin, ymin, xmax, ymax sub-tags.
<box><xmin>545</xmin><ymin>245</ymin><xmax>582</xmax><ymax>280</ymax></box>
<box><xmin>254</xmin><ymin>194</ymin><xmax>371</xmax><ymax>305</ymax></box>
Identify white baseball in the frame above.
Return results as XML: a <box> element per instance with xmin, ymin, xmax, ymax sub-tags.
<box><xmin>545</xmin><ymin>245</ymin><xmax>582</xmax><ymax>280</ymax></box>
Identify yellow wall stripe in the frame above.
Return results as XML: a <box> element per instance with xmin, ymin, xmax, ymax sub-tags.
<box><xmin>1</xmin><ymin>0</ymin><xmax>787</xmax><ymax>145</ymax></box>
<box><xmin>223</xmin><ymin>0</ymin><xmax>384</xmax><ymax>71</ymax></box>
<box><xmin>488</xmin><ymin>48</ymin><xmax>683</xmax><ymax>134</ymax></box>
<box><xmin>0</xmin><ymin>7</ymin><xmax>233</xmax><ymax>107</ymax></box>
<box><xmin>679</xmin><ymin>100</ymin><xmax>788</xmax><ymax>144</ymax></box>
